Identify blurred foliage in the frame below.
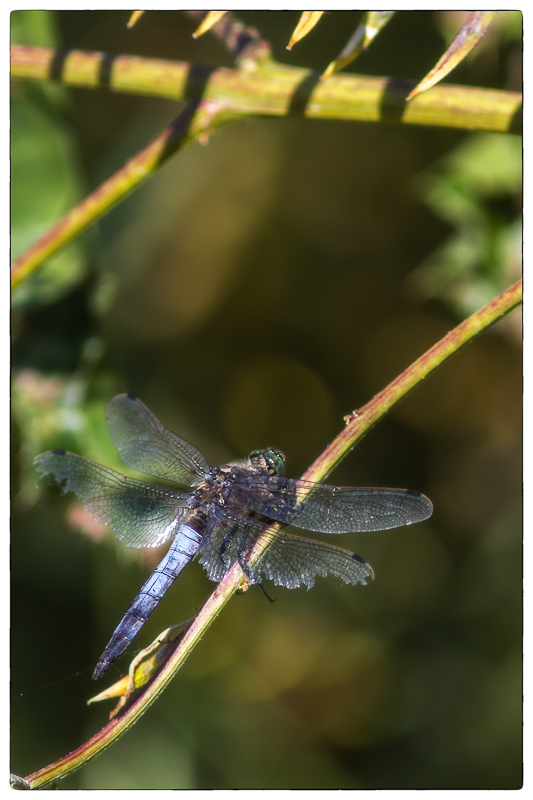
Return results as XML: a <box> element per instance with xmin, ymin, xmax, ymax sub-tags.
<box><xmin>11</xmin><ymin>9</ymin><xmax>522</xmax><ymax>791</ymax></box>
<box><xmin>409</xmin><ymin>133</ymin><xmax>522</xmax><ymax>316</ymax></box>
<box><xmin>10</xmin><ymin>11</ymin><xmax>89</xmax><ymax>308</ymax></box>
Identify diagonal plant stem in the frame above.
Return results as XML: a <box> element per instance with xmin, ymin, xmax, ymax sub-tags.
<box><xmin>10</xmin><ymin>98</ymin><xmax>229</xmax><ymax>290</ymax></box>
<box><xmin>10</xmin><ymin>43</ymin><xmax>522</xmax><ymax>290</ymax></box>
<box><xmin>10</xmin><ymin>47</ymin><xmax>522</xmax><ymax>291</ymax></box>
<box><xmin>302</xmin><ymin>279</ymin><xmax>522</xmax><ymax>485</ymax></box>
<box><xmin>17</xmin><ymin>278</ymin><xmax>521</xmax><ymax>790</ymax></box>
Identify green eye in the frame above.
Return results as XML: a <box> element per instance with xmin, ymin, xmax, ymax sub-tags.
<box><xmin>263</xmin><ymin>449</ymin><xmax>286</xmax><ymax>476</ymax></box>
<box><xmin>249</xmin><ymin>449</ymin><xmax>286</xmax><ymax>476</ymax></box>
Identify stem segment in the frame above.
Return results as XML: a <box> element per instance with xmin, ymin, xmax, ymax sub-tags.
<box><xmin>19</xmin><ymin>279</ymin><xmax>521</xmax><ymax>790</ymax></box>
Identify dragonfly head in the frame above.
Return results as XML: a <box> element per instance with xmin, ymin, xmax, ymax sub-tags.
<box><xmin>249</xmin><ymin>448</ymin><xmax>286</xmax><ymax>476</ymax></box>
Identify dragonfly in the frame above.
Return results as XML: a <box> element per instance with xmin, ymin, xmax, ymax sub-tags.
<box><xmin>34</xmin><ymin>393</ymin><xmax>433</xmax><ymax>681</ymax></box>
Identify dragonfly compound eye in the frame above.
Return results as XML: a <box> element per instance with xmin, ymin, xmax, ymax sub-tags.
<box><xmin>263</xmin><ymin>449</ymin><xmax>286</xmax><ymax>476</ymax></box>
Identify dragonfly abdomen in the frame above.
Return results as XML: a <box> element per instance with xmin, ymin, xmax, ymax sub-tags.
<box><xmin>92</xmin><ymin>523</ymin><xmax>204</xmax><ymax>680</ymax></box>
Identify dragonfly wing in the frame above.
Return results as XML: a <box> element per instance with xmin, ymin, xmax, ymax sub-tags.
<box><xmin>197</xmin><ymin>510</ymin><xmax>373</xmax><ymax>589</ymax></box>
<box><xmin>34</xmin><ymin>450</ymin><xmax>189</xmax><ymax>548</ymax></box>
<box><xmin>198</xmin><ymin>516</ymin><xmax>244</xmax><ymax>583</ymax></box>
<box><xmin>242</xmin><ymin>477</ymin><xmax>433</xmax><ymax>533</ymax></box>
<box><xmin>252</xmin><ymin>529</ymin><xmax>374</xmax><ymax>588</ymax></box>
<box><xmin>105</xmin><ymin>393</ymin><xmax>210</xmax><ymax>486</ymax></box>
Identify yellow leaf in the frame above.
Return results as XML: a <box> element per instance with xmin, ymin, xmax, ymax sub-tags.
<box><xmin>87</xmin><ymin>621</ymin><xmax>193</xmax><ymax>718</ymax></box>
<box><xmin>127</xmin><ymin>11</ymin><xmax>145</xmax><ymax>29</ymax></box>
<box><xmin>287</xmin><ymin>11</ymin><xmax>324</xmax><ymax>51</ymax></box>
<box><xmin>407</xmin><ymin>11</ymin><xmax>497</xmax><ymax>100</ymax></box>
<box><xmin>87</xmin><ymin>658</ymin><xmax>154</xmax><ymax>704</ymax></box>
<box><xmin>322</xmin><ymin>11</ymin><xmax>394</xmax><ymax>79</ymax></box>
<box><xmin>192</xmin><ymin>11</ymin><xmax>228</xmax><ymax>39</ymax></box>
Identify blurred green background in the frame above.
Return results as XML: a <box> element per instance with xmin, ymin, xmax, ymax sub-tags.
<box><xmin>11</xmin><ymin>10</ymin><xmax>522</xmax><ymax>790</ymax></box>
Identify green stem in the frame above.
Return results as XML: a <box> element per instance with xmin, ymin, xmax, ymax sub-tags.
<box><xmin>18</xmin><ymin>278</ymin><xmax>521</xmax><ymax>790</ymax></box>
<box><xmin>10</xmin><ymin>44</ymin><xmax>522</xmax><ymax>290</ymax></box>
<box><xmin>303</xmin><ymin>279</ymin><xmax>523</xmax><ymax>485</ymax></box>
<box><xmin>22</xmin><ymin>568</ymin><xmax>243</xmax><ymax>789</ymax></box>
<box><xmin>11</xmin><ymin>45</ymin><xmax>522</xmax><ymax>133</ymax></box>
<box><xmin>10</xmin><ymin>99</ymin><xmax>228</xmax><ymax>290</ymax></box>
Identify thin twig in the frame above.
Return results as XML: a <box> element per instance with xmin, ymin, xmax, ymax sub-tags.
<box><xmin>10</xmin><ymin>99</ymin><xmax>225</xmax><ymax>289</ymax></box>
<box><xmin>10</xmin><ymin>44</ymin><xmax>522</xmax><ymax>291</ymax></box>
<box><xmin>19</xmin><ymin>279</ymin><xmax>521</xmax><ymax>790</ymax></box>
<box><xmin>10</xmin><ymin>43</ymin><xmax>522</xmax><ymax>290</ymax></box>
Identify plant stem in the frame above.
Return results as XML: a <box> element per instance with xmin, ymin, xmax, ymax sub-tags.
<box><xmin>10</xmin><ymin>99</ymin><xmax>228</xmax><ymax>290</ymax></box>
<box><xmin>11</xmin><ymin>45</ymin><xmax>522</xmax><ymax>134</ymax></box>
<box><xmin>17</xmin><ymin>278</ymin><xmax>521</xmax><ymax>790</ymax></box>
<box><xmin>303</xmin><ymin>279</ymin><xmax>523</xmax><ymax>485</ymax></box>
<box><xmin>10</xmin><ymin>43</ymin><xmax>522</xmax><ymax>291</ymax></box>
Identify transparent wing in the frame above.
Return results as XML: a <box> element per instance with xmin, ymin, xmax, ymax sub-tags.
<box><xmin>198</xmin><ymin>511</ymin><xmax>374</xmax><ymax>589</ymax></box>
<box><xmin>34</xmin><ymin>450</ymin><xmax>189</xmax><ymax>548</ymax></box>
<box><xmin>105</xmin><ymin>393</ymin><xmax>211</xmax><ymax>486</ymax></box>
<box><xmin>235</xmin><ymin>476</ymin><xmax>433</xmax><ymax>533</ymax></box>
<box><xmin>198</xmin><ymin>516</ymin><xmax>247</xmax><ymax>583</ymax></box>
<box><xmin>253</xmin><ymin>530</ymin><xmax>374</xmax><ymax>588</ymax></box>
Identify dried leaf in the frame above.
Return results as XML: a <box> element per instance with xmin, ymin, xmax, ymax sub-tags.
<box><xmin>87</xmin><ymin>675</ymin><xmax>133</xmax><ymax>705</ymax></box>
<box><xmin>407</xmin><ymin>11</ymin><xmax>497</xmax><ymax>100</ymax></box>
<box><xmin>287</xmin><ymin>11</ymin><xmax>325</xmax><ymax>50</ymax></box>
<box><xmin>127</xmin><ymin>11</ymin><xmax>145</xmax><ymax>29</ymax></box>
<box><xmin>87</xmin><ymin>655</ymin><xmax>156</xmax><ymax>706</ymax></box>
<box><xmin>322</xmin><ymin>11</ymin><xmax>395</xmax><ymax>79</ymax></box>
<box><xmin>192</xmin><ymin>11</ymin><xmax>228</xmax><ymax>39</ymax></box>
<box><xmin>87</xmin><ymin>622</ymin><xmax>192</xmax><ymax>718</ymax></box>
